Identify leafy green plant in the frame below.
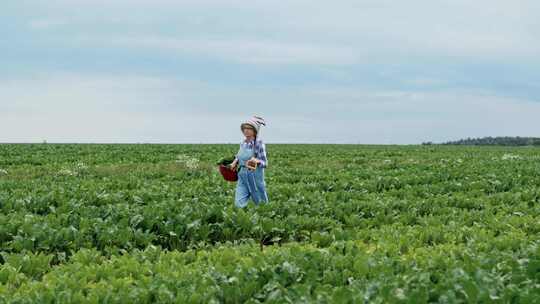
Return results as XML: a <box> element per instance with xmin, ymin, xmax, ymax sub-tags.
<box><xmin>0</xmin><ymin>143</ymin><xmax>539</xmax><ymax>302</ymax></box>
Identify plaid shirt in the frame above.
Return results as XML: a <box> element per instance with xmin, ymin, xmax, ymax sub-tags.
<box><xmin>236</xmin><ymin>138</ymin><xmax>267</xmax><ymax>168</ymax></box>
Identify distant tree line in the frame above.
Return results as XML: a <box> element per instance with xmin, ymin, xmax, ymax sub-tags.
<box><xmin>422</xmin><ymin>136</ymin><xmax>540</xmax><ymax>146</ymax></box>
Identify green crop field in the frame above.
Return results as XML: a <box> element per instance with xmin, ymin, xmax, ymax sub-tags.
<box><xmin>0</xmin><ymin>144</ymin><xmax>539</xmax><ymax>303</ymax></box>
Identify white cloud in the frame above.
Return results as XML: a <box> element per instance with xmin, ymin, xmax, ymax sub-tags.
<box><xmin>0</xmin><ymin>73</ymin><xmax>187</xmax><ymax>115</ymax></box>
<box><xmin>18</xmin><ymin>0</ymin><xmax>540</xmax><ymax>63</ymax></box>
<box><xmin>1</xmin><ymin>73</ymin><xmax>539</xmax><ymax>144</ymax></box>
<box><xmin>28</xmin><ymin>19</ymin><xmax>67</xmax><ymax>30</ymax></box>
<box><xmin>99</xmin><ymin>36</ymin><xmax>359</xmax><ymax>65</ymax></box>
<box><xmin>3</xmin><ymin>1</ymin><xmax>540</xmax><ymax>143</ymax></box>
<box><xmin>0</xmin><ymin>73</ymin><xmax>258</xmax><ymax>143</ymax></box>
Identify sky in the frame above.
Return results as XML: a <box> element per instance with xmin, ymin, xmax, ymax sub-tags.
<box><xmin>1</xmin><ymin>0</ymin><xmax>539</xmax><ymax>144</ymax></box>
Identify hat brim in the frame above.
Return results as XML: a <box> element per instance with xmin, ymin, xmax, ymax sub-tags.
<box><xmin>241</xmin><ymin>123</ymin><xmax>257</xmax><ymax>133</ymax></box>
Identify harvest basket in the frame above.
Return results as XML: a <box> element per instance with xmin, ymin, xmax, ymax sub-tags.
<box><xmin>217</xmin><ymin>157</ymin><xmax>238</xmax><ymax>182</ymax></box>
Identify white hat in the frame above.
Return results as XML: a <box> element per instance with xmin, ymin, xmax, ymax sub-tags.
<box><xmin>241</xmin><ymin>115</ymin><xmax>266</xmax><ymax>135</ymax></box>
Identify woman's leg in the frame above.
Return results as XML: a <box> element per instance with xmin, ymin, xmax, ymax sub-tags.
<box><xmin>253</xmin><ymin>167</ymin><xmax>269</xmax><ymax>204</ymax></box>
<box><xmin>235</xmin><ymin>172</ymin><xmax>251</xmax><ymax>208</ymax></box>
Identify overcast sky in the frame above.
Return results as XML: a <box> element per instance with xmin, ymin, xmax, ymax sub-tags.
<box><xmin>1</xmin><ymin>0</ymin><xmax>539</xmax><ymax>144</ymax></box>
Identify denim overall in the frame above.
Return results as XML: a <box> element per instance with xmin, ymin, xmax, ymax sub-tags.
<box><xmin>235</xmin><ymin>143</ymin><xmax>269</xmax><ymax>208</ymax></box>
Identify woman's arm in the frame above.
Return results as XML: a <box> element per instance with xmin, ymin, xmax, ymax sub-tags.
<box><xmin>234</xmin><ymin>142</ymin><xmax>242</xmax><ymax>161</ymax></box>
<box><xmin>254</xmin><ymin>140</ymin><xmax>267</xmax><ymax>168</ymax></box>
<box><xmin>231</xmin><ymin>143</ymin><xmax>242</xmax><ymax>169</ymax></box>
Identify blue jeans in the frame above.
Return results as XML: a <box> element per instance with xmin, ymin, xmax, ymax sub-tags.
<box><xmin>235</xmin><ymin>166</ymin><xmax>269</xmax><ymax>208</ymax></box>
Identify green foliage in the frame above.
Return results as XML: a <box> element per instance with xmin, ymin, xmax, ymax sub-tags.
<box><xmin>217</xmin><ymin>156</ymin><xmax>236</xmax><ymax>166</ymax></box>
<box><xmin>432</xmin><ymin>136</ymin><xmax>540</xmax><ymax>146</ymax></box>
<box><xmin>0</xmin><ymin>143</ymin><xmax>539</xmax><ymax>302</ymax></box>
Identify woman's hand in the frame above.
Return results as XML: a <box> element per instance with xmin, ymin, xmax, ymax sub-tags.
<box><xmin>229</xmin><ymin>159</ymin><xmax>238</xmax><ymax>171</ymax></box>
<box><xmin>246</xmin><ymin>157</ymin><xmax>259</xmax><ymax>170</ymax></box>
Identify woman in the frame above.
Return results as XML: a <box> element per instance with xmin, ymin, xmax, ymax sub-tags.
<box><xmin>230</xmin><ymin>116</ymin><xmax>269</xmax><ymax>208</ymax></box>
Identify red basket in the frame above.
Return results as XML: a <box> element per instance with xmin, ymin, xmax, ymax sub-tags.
<box><xmin>219</xmin><ymin>165</ymin><xmax>238</xmax><ymax>182</ymax></box>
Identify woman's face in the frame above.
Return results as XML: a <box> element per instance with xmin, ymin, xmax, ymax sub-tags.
<box><xmin>242</xmin><ymin>126</ymin><xmax>256</xmax><ymax>138</ymax></box>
